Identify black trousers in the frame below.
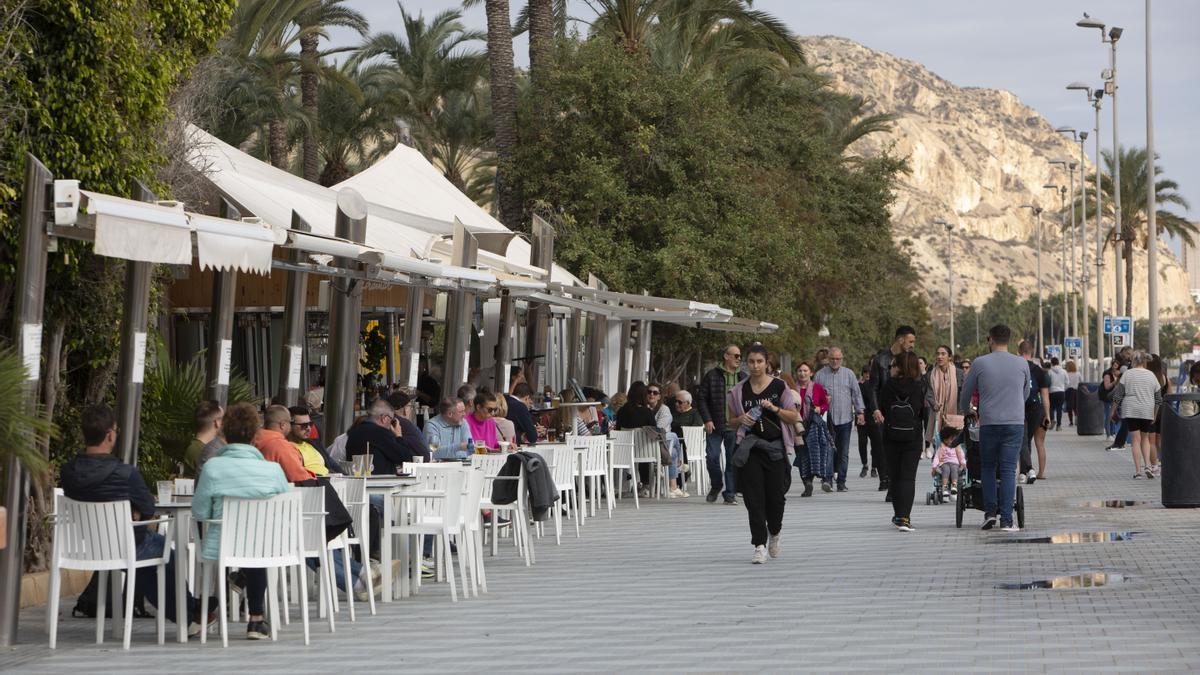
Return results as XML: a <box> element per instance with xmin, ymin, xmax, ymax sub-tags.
<box><xmin>1049</xmin><ymin>392</ymin><xmax>1066</xmax><ymax>427</ymax></box>
<box><xmin>885</xmin><ymin>437</ymin><xmax>923</xmax><ymax>520</ymax></box>
<box><xmin>1020</xmin><ymin>405</ymin><xmax>1041</xmax><ymax>474</ymax></box>
<box><xmin>858</xmin><ymin>422</ymin><xmax>882</xmax><ymax>469</ymax></box>
<box><xmin>737</xmin><ymin>448</ymin><xmax>790</xmax><ymax>546</ymax></box>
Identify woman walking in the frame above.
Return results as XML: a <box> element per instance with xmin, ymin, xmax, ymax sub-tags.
<box><xmin>1064</xmin><ymin>361</ymin><xmax>1082</xmax><ymax>427</ymax></box>
<box><xmin>728</xmin><ymin>345</ymin><xmax>801</xmax><ymax>564</ymax></box>
<box><xmin>791</xmin><ymin>362</ymin><xmax>830</xmax><ymax>496</ymax></box>
<box><xmin>1110</xmin><ymin>352</ymin><xmax>1164</xmax><ymax>479</ymax></box>
<box><xmin>880</xmin><ymin>351</ymin><xmax>928</xmax><ymax>532</ymax></box>
<box><xmin>925</xmin><ymin>345</ymin><xmax>962</xmax><ymax>454</ymax></box>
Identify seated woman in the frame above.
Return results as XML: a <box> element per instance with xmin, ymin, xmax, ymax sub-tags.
<box><xmin>192</xmin><ymin>402</ymin><xmax>291</xmax><ymax>641</ymax></box>
<box><xmin>555</xmin><ymin>389</ymin><xmax>603</xmax><ymax>437</ymax></box>
<box><xmin>465</xmin><ymin>389</ymin><xmax>501</xmax><ymax>451</ymax></box>
<box><xmin>493</xmin><ymin>393</ymin><xmax>517</xmax><ymax>446</ymax></box>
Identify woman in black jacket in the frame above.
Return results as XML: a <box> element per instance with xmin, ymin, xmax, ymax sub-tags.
<box><xmin>615</xmin><ymin>381</ymin><xmax>657</xmax><ymax>430</ymax></box>
<box><xmin>879</xmin><ymin>351</ymin><xmax>928</xmax><ymax>532</ymax></box>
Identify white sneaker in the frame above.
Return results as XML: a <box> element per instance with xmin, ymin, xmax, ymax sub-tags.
<box><xmin>751</xmin><ymin>545</ymin><xmax>767</xmax><ymax>564</ymax></box>
<box><xmin>1018</xmin><ymin>473</ymin><xmax>1027</xmax><ymax>484</ymax></box>
<box><xmin>1000</xmin><ymin>523</ymin><xmax>1020</xmax><ymax>532</ymax></box>
<box><xmin>767</xmin><ymin>533</ymin><xmax>781</xmax><ymax>558</ymax></box>
<box><xmin>668</xmin><ymin>487</ymin><xmax>685</xmax><ymax>499</ymax></box>
<box><xmin>922</xmin><ymin>447</ymin><xmax>933</xmax><ymax>459</ymax></box>
<box><xmin>1026</xmin><ymin>470</ymin><xmax>1037</xmax><ymax>485</ymax></box>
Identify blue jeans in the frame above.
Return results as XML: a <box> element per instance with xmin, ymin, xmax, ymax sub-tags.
<box><xmin>979</xmin><ymin>424</ymin><xmax>1023</xmax><ymax>524</ymax></box>
<box><xmin>706</xmin><ymin>429</ymin><xmax>738</xmax><ymax>498</ymax></box>
<box><xmin>831</xmin><ymin>422</ymin><xmax>853</xmax><ymax>484</ymax></box>
<box><xmin>307</xmin><ymin>552</ymin><xmax>362</xmax><ymax>593</ymax></box>
<box><xmin>135</xmin><ymin>532</ymin><xmax>196</xmax><ymax>623</ymax></box>
<box><xmin>666</xmin><ymin>433</ymin><xmax>682</xmax><ymax>480</ymax></box>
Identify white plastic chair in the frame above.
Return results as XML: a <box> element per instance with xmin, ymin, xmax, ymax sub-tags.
<box><xmin>609</xmin><ymin>430</ymin><xmax>638</xmax><ymax>508</ymax></box>
<box><xmin>632</xmin><ymin>428</ymin><xmax>664</xmax><ymax>501</ymax></box>
<box><xmin>473</xmin><ymin>454</ymin><xmax>534</xmax><ymax>566</ymax></box>
<box><xmin>545</xmin><ymin>447</ymin><xmax>580</xmax><ymax>543</ymax></box>
<box><xmin>296</xmin><ymin>486</ymin><xmax>337</xmax><ymax>633</ymax></box>
<box><xmin>341</xmin><ymin>476</ymin><xmax>375</xmax><ymax>616</ymax></box>
<box><xmin>326</xmin><ymin>477</ymin><xmax>359</xmax><ymax>622</ymax></box>
<box><xmin>389</xmin><ymin>467</ymin><xmax>467</xmax><ymax>602</ymax></box>
<box><xmin>47</xmin><ymin>497</ymin><xmax>169</xmax><ymax>649</ymax></box>
<box><xmin>460</xmin><ymin>468</ymin><xmax>488</xmax><ymax>596</ymax></box>
<box><xmin>200</xmin><ymin>491</ymin><xmax>308</xmax><ymax>647</ymax></box>
<box><xmin>681</xmin><ymin>426</ymin><xmax>707</xmax><ymax>495</ymax></box>
<box><xmin>574</xmin><ymin>435</ymin><xmax>613</xmax><ymax>518</ymax></box>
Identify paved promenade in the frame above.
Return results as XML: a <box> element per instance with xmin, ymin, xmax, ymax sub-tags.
<box><xmin>3</xmin><ymin>427</ymin><xmax>1198</xmax><ymax>673</ymax></box>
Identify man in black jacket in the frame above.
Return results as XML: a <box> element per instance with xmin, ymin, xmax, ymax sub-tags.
<box><xmin>59</xmin><ymin>405</ymin><xmax>205</xmax><ymax>633</ymax></box>
<box><xmin>696</xmin><ymin>344</ymin><xmax>744</xmax><ymax>504</ymax></box>
<box><xmin>864</xmin><ymin>326</ymin><xmax>917</xmax><ymax>490</ymax></box>
<box><xmin>346</xmin><ymin>398</ymin><xmax>415</xmax><ymax>475</ymax></box>
<box><xmin>505</xmin><ymin>382</ymin><xmax>539</xmax><ymax>445</ymax></box>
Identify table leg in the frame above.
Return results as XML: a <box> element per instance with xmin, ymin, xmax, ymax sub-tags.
<box><xmin>175</xmin><ymin>511</ymin><xmax>189</xmax><ymax>643</ymax></box>
<box><xmin>398</xmin><ymin>501</ymin><xmax>410</xmax><ymax>599</ymax></box>
<box><xmin>380</xmin><ymin>495</ymin><xmax>393</xmax><ymax>604</ymax></box>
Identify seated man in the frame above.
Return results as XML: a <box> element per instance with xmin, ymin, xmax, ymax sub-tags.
<box><xmin>287</xmin><ymin>406</ymin><xmax>337</xmax><ymax>476</ymax></box>
<box><xmin>60</xmin><ymin>405</ymin><xmax>208</xmax><ymax>635</ymax></box>
<box><xmin>423</xmin><ymin>397</ymin><xmax>473</xmax><ymax>461</ymax></box>
<box><xmin>182</xmin><ymin>400</ymin><xmax>224</xmax><ymax>478</ymax></box>
<box><xmin>255</xmin><ymin>405</ymin><xmax>314</xmax><ymax>483</ymax></box>
<box><xmin>505</xmin><ymin>383</ymin><xmax>539</xmax><ymax>446</ymax></box>
<box><xmin>346</xmin><ymin>398</ymin><xmax>414</xmax><ymax>474</ymax></box>
<box><xmin>386</xmin><ymin>391</ymin><xmax>432</xmax><ymax>462</ymax></box>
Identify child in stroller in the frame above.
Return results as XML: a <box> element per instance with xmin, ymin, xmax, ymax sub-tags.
<box><xmin>925</xmin><ymin>415</ymin><xmax>965</xmax><ymax>505</ymax></box>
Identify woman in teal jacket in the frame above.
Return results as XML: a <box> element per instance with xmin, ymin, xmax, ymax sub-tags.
<box><xmin>192</xmin><ymin>402</ymin><xmax>290</xmax><ymax>641</ymax></box>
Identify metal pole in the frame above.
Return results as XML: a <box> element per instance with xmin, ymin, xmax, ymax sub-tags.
<box><xmin>1078</xmin><ymin>137</ymin><xmax>1091</xmax><ymax>378</ymax></box>
<box><xmin>524</xmin><ymin>215</ymin><xmax>554</xmax><ymax>389</ymax></box>
<box><xmin>399</xmin><ymin>288</ymin><xmax>424</xmax><ymax>389</ymax></box>
<box><xmin>1067</xmin><ymin>170</ymin><xmax>1077</xmax><ymax>342</ymax></box>
<box><xmin>618</xmin><ymin>319</ymin><xmax>632</xmax><ymax>392</ymax></box>
<box><xmin>493</xmin><ymin>290</ymin><xmax>514</xmax><ymax>393</ymax></box>
<box><xmin>1060</xmin><ymin>188</ymin><xmax>1069</xmax><ymax>342</ymax></box>
<box><xmin>323</xmin><ymin>188</ymin><xmax>368</xmax><ymax>444</ymax></box>
<box><xmin>947</xmin><ymin>224</ymin><xmax>955</xmax><ymax>351</ymax></box>
<box><xmin>1094</xmin><ymin>100</ymin><xmax>1105</xmax><ymax>366</ymax></box>
<box><xmin>205</xmin><ymin>198</ymin><xmax>240</xmax><ymax>406</ymax></box>
<box><xmin>114</xmin><ymin>181</ymin><xmax>156</xmax><ymax>466</ymax></box>
<box><xmin>1037</xmin><ymin>209</ymin><xmax>1044</xmax><ymax>357</ymax></box>
<box><xmin>442</xmin><ymin>220</ymin><xmax>479</xmax><ymax>391</ymax></box>
<box><xmin>276</xmin><ymin>211</ymin><xmax>311</xmax><ymax>407</ymax></box>
<box><xmin>0</xmin><ymin>155</ymin><xmax>52</xmax><ymax>647</ymax></box>
<box><xmin>567</xmin><ymin>308</ymin><xmax>582</xmax><ymax>384</ymax></box>
<box><xmin>584</xmin><ymin>274</ymin><xmax>607</xmax><ymax>388</ymax></box>
<box><xmin>384</xmin><ymin>311</ymin><xmax>397</xmax><ymax>389</ymax></box>
<box><xmin>1110</xmin><ymin>38</ymin><xmax>1125</xmax><ymax>317</ymax></box>
<box><xmin>1145</xmin><ymin>0</ymin><xmax>1159</xmax><ymax>353</ymax></box>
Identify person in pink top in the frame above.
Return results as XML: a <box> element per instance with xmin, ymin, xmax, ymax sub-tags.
<box><xmin>791</xmin><ymin>362</ymin><xmax>832</xmax><ymax>494</ymax></box>
<box><xmin>931</xmin><ymin>418</ymin><xmax>967</xmax><ymax>499</ymax></box>
<box><xmin>466</xmin><ymin>390</ymin><xmax>501</xmax><ymax>451</ymax></box>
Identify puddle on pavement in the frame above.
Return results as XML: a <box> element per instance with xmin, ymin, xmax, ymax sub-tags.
<box><xmin>988</xmin><ymin>531</ymin><xmax>1138</xmax><ymax>544</ymax></box>
<box><xmin>996</xmin><ymin>572</ymin><xmax>1131</xmax><ymax>590</ymax></box>
<box><xmin>1077</xmin><ymin>499</ymin><xmax>1157</xmax><ymax>509</ymax></box>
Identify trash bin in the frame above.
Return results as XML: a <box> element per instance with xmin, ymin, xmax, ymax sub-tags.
<box><xmin>1161</xmin><ymin>393</ymin><xmax>1200</xmax><ymax>508</ymax></box>
<box><xmin>1075</xmin><ymin>383</ymin><xmax>1105</xmax><ymax>436</ymax></box>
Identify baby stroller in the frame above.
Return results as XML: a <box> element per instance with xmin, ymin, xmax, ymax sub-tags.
<box><xmin>925</xmin><ymin>421</ymin><xmax>964</xmax><ymax>506</ymax></box>
<box><xmin>954</xmin><ymin>417</ymin><xmax>1026</xmax><ymax>528</ymax></box>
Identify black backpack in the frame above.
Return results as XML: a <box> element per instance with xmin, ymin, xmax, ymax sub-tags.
<box><xmin>886</xmin><ymin>394</ymin><xmax>919</xmax><ymax>441</ymax></box>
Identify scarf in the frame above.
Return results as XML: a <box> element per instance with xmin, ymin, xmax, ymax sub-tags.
<box><xmin>931</xmin><ymin>365</ymin><xmax>958</xmax><ymax>416</ymax></box>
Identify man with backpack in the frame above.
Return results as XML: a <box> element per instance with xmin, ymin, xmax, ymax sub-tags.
<box><xmin>960</xmin><ymin>326</ymin><xmax>1031</xmax><ymax>532</ymax></box>
<box><xmin>864</xmin><ymin>326</ymin><xmax>918</xmax><ymax>493</ymax></box>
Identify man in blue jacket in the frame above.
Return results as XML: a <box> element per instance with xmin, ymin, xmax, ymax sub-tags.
<box><xmin>59</xmin><ymin>405</ymin><xmax>207</xmax><ymax>634</ymax></box>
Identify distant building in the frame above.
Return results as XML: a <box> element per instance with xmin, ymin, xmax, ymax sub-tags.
<box><xmin>1184</xmin><ymin>233</ymin><xmax>1200</xmax><ymax>303</ymax></box>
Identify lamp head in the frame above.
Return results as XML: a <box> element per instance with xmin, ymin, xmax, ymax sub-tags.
<box><xmin>1049</xmin><ymin>160</ymin><xmax>1067</xmax><ymax>167</ymax></box>
<box><xmin>1108</xmin><ymin>26</ymin><xmax>1123</xmax><ymax>41</ymax></box>
<box><xmin>1066</xmin><ymin>81</ymin><xmax>1091</xmax><ymax>92</ymax></box>
<box><xmin>1093</xmin><ymin>89</ymin><xmax>1104</xmax><ymax>101</ymax></box>
<box><xmin>1043</xmin><ymin>183</ymin><xmax>1058</xmax><ymax>190</ymax></box>
<box><xmin>1079</xmin><ymin>131</ymin><xmax>1088</xmax><ymax>141</ymax></box>
<box><xmin>1076</xmin><ymin>14</ymin><xmax>1105</xmax><ymax>30</ymax></box>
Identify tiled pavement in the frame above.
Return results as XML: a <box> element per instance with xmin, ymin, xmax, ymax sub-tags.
<box><xmin>3</xmin><ymin>427</ymin><xmax>1198</xmax><ymax>673</ymax></box>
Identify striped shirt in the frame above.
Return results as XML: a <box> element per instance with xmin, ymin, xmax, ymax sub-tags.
<box><xmin>813</xmin><ymin>366</ymin><xmax>865</xmax><ymax>425</ymax></box>
<box><xmin>1112</xmin><ymin>368</ymin><xmax>1164</xmax><ymax>420</ymax></box>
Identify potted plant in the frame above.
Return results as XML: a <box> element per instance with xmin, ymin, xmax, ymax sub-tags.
<box><xmin>0</xmin><ymin>348</ymin><xmax>54</xmax><ymax>549</ymax></box>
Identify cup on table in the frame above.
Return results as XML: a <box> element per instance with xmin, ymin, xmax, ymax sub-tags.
<box><xmin>499</xmin><ymin>440</ymin><xmax>511</xmax><ymax>453</ymax></box>
<box><xmin>156</xmin><ymin>481</ymin><xmax>174</xmax><ymax>504</ymax></box>
<box><xmin>474</xmin><ymin>440</ymin><xmax>486</xmax><ymax>455</ymax></box>
<box><xmin>547</xmin><ymin>428</ymin><xmax>557</xmax><ymax>443</ymax></box>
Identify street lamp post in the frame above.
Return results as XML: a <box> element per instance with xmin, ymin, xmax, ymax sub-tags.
<box><xmin>1077</xmin><ymin>15</ymin><xmax>1124</xmax><ymax>316</ymax></box>
<box><xmin>1145</xmin><ymin>0</ymin><xmax>1159</xmax><ymax>353</ymax></box>
<box><xmin>935</xmin><ymin>217</ymin><xmax>955</xmax><ymax>350</ymax></box>
<box><xmin>1068</xmin><ymin>80</ymin><xmax>1106</xmax><ymax>369</ymax></box>
<box><xmin>1021</xmin><ymin>204</ymin><xmax>1045</xmax><ymax>356</ymax></box>
<box><xmin>1050</xmin><ymin>154</ymin><xmax>1077</xmax><ymax>341</ymax></box>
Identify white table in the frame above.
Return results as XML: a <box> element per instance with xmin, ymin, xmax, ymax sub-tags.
<box><xmin>365</xmin><ymin>477</ymin><xmax>421</xmax><ymax>602</ymax></box>
<box><xmin>153</xmin><ymin>501</ymin><xmax>193</xmax><ymax>643</ymax></box>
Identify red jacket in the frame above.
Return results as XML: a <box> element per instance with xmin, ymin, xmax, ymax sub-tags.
<box><xmin>792</xmin><ymin>382</ymin><xmax>830</xmax><ymax>418</ymax></box>
<box><xmin>254</xmin><ymin>429</ymin><xmax>314</xmax><ymax>483</ymax></box>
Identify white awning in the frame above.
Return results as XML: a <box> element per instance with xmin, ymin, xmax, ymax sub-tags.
<box><xmin>189</xmin><ymin>214</ymin><xmax>276</xmax><ymax>275</ymax></box>
<box><xmin>694</xmin><ymin>317</ymin><xmax>780</xmax><ymax>334</ymax></box>
<box><xmin>83</xmin><ymin>191</ymin><xmax>192</xmax><ymax>265</ymax></box>
<box><xmin>553</xmin><ymin>283</ymin><xmax>730</xmax><ymax>317</ymax></box>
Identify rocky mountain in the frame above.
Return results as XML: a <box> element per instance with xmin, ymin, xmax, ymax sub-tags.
<box><xmin>803</xmin><ymin>35</ymin><xmax>1197</xmax><ymax>325</ymax></box>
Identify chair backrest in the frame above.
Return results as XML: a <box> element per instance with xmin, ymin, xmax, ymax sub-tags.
<box><xmin>298</xmin><ymin>486</ymin><xmax>327</xmax><ymax>555</ymax></box>
<box><xmin>173</xmin><ymin>478</ymin><xmax>195</xmax><ymax>496</ymax></box>
<box><xmin>610</xmin><ymin>430</ymin><xmax>634</xmax><ymax>468</ymax></box>
<box><xmin>462</xmin><ymin>469</ymin><xmax>486</xmax><ymax>529</ymax></box>
<box><xmin>549</xmin><ymin>448</ymin><xmax>575</xmax><ymax>492</ymax></box>
<box><xmin>471</xmin><ymin>454</ymin><xmax>512</xmax><ymax>501</ymax></box>
<box><xmin>218</xmin><ymin>491</ymin><xmax>304</xmax><ymax>567</ymax></box>
<box><xmin>54</xmin><ymin>498</ymin><xmax>135</xmax><ymax>570</ymax></box>
<box><xmin>410</xmin><ymin>466</ymin><xmax>465</xmax><ymax>530</ymax></box>
<box><xmin>681</xmin><ymin>426</ymin><xmax>705</xmax><ymax>459</ymax></box>
<box><xmin>341</xmin><ymin>476</ymin><xmax>369</xmax><ymax>546</ymax></box>
<box><xmin>574</xmin><ymin>435</ymin><xmax>608</xmax><ymax>476</ymax></box>
<box><xmin>632</xmin><ymin>428</ymin><xmax>659</xmax><ymax>464</ymax></box>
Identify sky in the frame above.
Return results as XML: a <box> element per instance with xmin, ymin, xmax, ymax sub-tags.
<box><xmin>331</xmin><ymin>1</ymin><xmax>1199</xmax><ymax>253</ymax></box>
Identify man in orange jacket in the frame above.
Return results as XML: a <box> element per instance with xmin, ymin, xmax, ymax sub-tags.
<box><xmin>254</xmin><ymin>405</ymin><xmax>314</xmax><ymax>483</ymax></box>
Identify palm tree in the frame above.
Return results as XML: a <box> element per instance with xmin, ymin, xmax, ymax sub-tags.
<box><xmin>296</xmin><ymin>0</ymin><xmax>369</xmax><ymax>182</ymax></box>
<box><xmin>527</xmin><ymin>0</ymin><xmax>555</xmax><ymax>85</ymax></box>
<box><xmin>418</xmin><ymin>87</ymin><xmax>496</xmax><ymax>203</ymax></box>
<box><xmin>1079</xmin><ymin>146</ymin><xmax>1193</xmax><ymax>316</ymax></box>
<box><xmin>353</xmin><ymin>7</ymin><xmax>486</xmax><ymax>143</ymax></box>
<box><xmin>483</xmin><ymin>0</ymin><xmax>522</xmax><ymax>229</ymax></box>
<box><xmin>315</xmin><ymin>62</ymin><xmax>395</xmax><ymax>186</ymax></box>
<box><xmin>818</xmin><ymin>93</ymin><xmax>898</xmax><ymax>154</ymax></box>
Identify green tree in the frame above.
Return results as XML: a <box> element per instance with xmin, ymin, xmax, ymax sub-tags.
<box><xmin>483</xmin><ymin>0</ymin><xmax>522</xmax><ymax>228</ymax></box>
<box><xmin>1079</xmin><ymin>146</ymin><xmax>1193</xmax><ymax>317</ymax></box>
<box><xmin>297</xmin><ymin>0</ymin><xmax>369</xmax><ymax>182</ymax></box>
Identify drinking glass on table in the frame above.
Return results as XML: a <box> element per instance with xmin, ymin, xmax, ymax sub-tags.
<box><xmin>428</xmin><ymin>434</ymin><xmax>441</xmax><ymax>456</ymax></box>
<box><xmin>156</xmin><ymin>481</ymin><xmax>174</xmax><ymax>504</ymax></box>
<box><xmin>473</xmin><ymin>440</ymin><xmax>486</xmax><ymax>455</ymax></box>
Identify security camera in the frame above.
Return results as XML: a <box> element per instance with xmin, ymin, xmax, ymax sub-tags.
<box><xmin>1108</xmin><ymin>26</ymin><xmax>1123</xmax><ymax>41</ymax></box>
<box><xmin>53</xmin><ymin>179</ymin><xmax>80</xmax><ymax>225</ymax></box>
<box><xmin>1080</xmin><ymin>131</ymin><xmax>1088</xmax><ymax>140</ymax></box>
<box><xmin>1094</xmin><ymin>89</ymin><xmax>1104</xmax><ymax>100</ymax></box>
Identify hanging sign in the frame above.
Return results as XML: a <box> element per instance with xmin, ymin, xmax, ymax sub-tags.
<box><xmin>287</xmin><ymin>345</ymin><xmax>303</xmax><ymax>390</ymax></box>
<box><xmin>217</xmin><ymin>339</ymin><xmax>233</xmax><ymax>385</ymax></box>
<box><xmin>21</xmin><ymin>323</ymin><xmax>42</xmax><ymax>381</ymax></box>
<box><xmin>131</xmin><ymin>331</ymin><xmax>147</xmax><ymax>384</ymax></box>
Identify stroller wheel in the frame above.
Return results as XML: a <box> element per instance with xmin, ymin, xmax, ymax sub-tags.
<box><xmin>925</xmin><ymin>493</ymin><xmax>932</xmax><ymax>505</ymax></box>
<box><xmin>955</xmin><ymin>491</ymin><xmax>964</xmax><ymax>528</ymax></box>
<box><xmin>1016</xmin><ymin>487</ymin><xmax>1026</xmax><ymax>528</ymax></box>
